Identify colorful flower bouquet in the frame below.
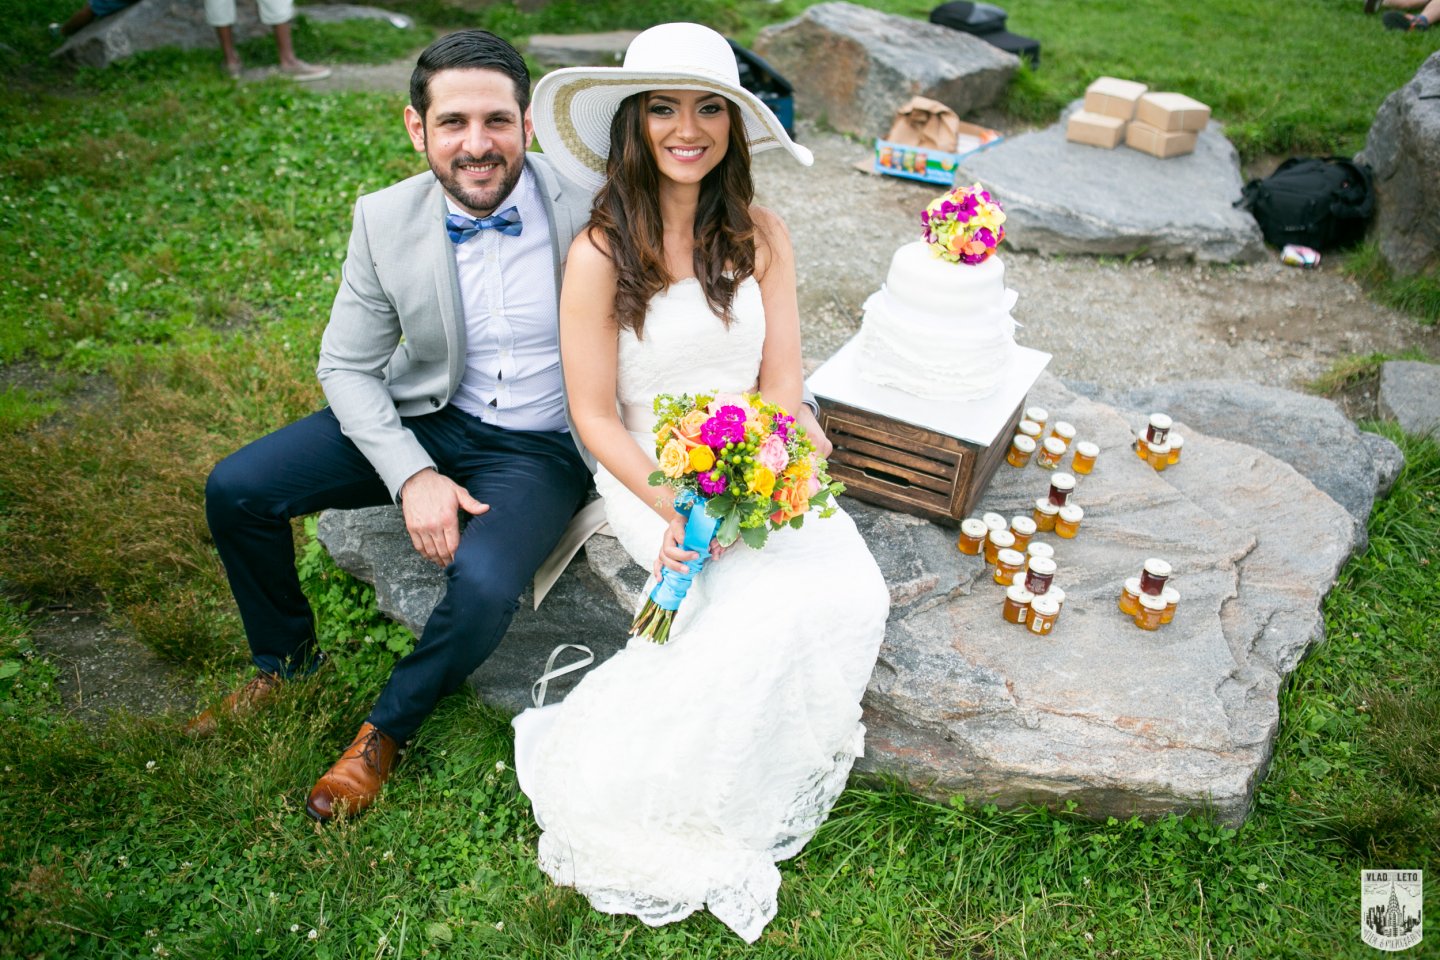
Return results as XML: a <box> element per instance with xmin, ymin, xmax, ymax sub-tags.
<box><xmin>629</xmin><ymin>391</ymin><xmax>846</xmax><ymax>644</ymax></box>
<box><xmin>920</xmin><ymin>182</ymin><xmax>1006</xmax><ymax>265</ymax></box>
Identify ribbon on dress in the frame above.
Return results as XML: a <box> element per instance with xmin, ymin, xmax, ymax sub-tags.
<box><xmin>530</xmin><ymin>643</ymin><xmax>595</xmax><ymax>708</ymax></box>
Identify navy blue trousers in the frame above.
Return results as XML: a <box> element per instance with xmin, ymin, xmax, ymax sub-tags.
<box><xmin>205</xmin><ymin>405</ymin><xmax>590</xmax><ymax>743</ymax></box>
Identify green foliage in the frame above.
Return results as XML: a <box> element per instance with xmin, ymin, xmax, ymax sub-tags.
<box><xmin>1345</xmin><ymin>243</ymin><xmax>1440</xmax><ymax>325</ymax></box>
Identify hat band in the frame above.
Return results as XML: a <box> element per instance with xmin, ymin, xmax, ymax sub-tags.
<box><xmin>552</xmin><ymin>75</ymin><xmax>780</xmax><ymax>177</ymax></box>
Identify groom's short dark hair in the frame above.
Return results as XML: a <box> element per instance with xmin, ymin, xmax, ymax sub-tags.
<box><xmin>410</xmin><ymin>30</ymin><xmax>531</xmax><ymax>119</ymax></box>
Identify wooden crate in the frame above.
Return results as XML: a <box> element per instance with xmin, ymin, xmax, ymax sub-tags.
<box><xmin>820</xmin><ymin>397</ymin><xmax>1026</xmax><ymax>524</ymax></box>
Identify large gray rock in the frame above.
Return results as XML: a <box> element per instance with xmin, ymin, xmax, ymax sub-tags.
<box><xmin>320</xmin><ymin>375</ymin><xmax>1378</xmax><ymax>824</ymax></box>
<box><xmin>1357</xmin><ymin>51</ymin><xmax>1440</xmax><ymax>278</ymax></box>
<box><xmin>957</xmin><ymin>101</ymin><xmax>1265</xmax><ymax>263</ymax></box>
<box><xmin>53</xmin><ymin>0</ymin><xmax>410</xmax><ymax>69</ymax></box>
<box><xmin>753</xmin><ymin>2</ymin><xmax>1017</xmax><ymax>140</ymax></box>
<box><xmin>1379</xmin><ymin>359</ymin><xmax>1440</xmax><ymax>437</ymax></box>
<box><xmin>526</xmin><ymin>30</ymin><xmax>637</xmax><ymax>67</ymax></box>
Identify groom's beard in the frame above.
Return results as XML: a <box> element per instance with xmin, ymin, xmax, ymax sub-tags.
<box><xmin>431</xmin><ymin>149</ymin><xmax>524</xmax><ymax>218</ymax></box>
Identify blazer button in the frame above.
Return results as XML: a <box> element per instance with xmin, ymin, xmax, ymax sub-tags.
<box><xmin>429</xmin><ymin>397</ymin><xmax>441</xmax><ymax>408</ymax></box>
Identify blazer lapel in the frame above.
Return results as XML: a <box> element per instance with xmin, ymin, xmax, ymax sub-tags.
<box><xmin>424</xmin><ymin>177</ymin><xmax>467</xmax><ymax>395</ymax></box>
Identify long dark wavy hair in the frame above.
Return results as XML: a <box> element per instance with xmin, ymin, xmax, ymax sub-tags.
<box><xmin>588</xmin><ymin>92</ymin><xmax>756</xmax><ymax>338</ymax></box>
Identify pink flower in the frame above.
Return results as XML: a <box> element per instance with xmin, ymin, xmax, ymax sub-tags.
<box><xmin>756</xmin><ymin>434</ymin><xmax>788</xmax><ymax>474</ymax></box>
<box><xmin>707</xmin><ymin>393</ymin><xmax>749</xmax><ymax>415</ymax></box>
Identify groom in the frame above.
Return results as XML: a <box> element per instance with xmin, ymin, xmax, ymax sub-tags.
<box><xmin>192</xmin><ymin>29</ymin><xmax>832</xmax><ymax>823</ymax></box>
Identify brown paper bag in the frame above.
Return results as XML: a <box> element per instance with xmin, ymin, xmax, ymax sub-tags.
<box><xmin>885</xmin><ymin>96</ymin><xmax>961</xmax><ymax>152</ymax></box>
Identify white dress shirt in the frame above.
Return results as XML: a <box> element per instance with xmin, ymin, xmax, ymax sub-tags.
<box><xmin>448</xmin><ymin>168</ymin><xmax>568</xmax><ymax>433</ymax></box>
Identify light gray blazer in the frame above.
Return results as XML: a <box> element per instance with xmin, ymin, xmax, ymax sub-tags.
<box><xmin>316</xmin><ymin>152</ymin><xmax>595</xmax><ymax>501</ymax></box>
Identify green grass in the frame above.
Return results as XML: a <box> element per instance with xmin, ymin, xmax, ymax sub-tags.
<box><xmin>1</xmin><ymin>2</ymin><xmax>1438</xmax><ymax>957</ymax></box>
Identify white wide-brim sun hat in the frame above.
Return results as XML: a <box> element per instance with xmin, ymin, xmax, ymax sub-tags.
<box><xmin>530</xmin><ymin>22</ymin><xmax>814</xmax><ymax>192</ymax></box>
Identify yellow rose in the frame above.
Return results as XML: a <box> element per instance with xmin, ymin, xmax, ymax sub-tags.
<box><xmin>747</xmin><ymin>466</ymin><xmax>776</xmax><ymax>498</ymax></box>
<box><xmin>688</xmin><ymin>445</ymin><xmax>715</xmax><ymax>472</ymax></box>
<box><xmin>658</xmin><ymin>439</ymin><xmax>688</xmax><ymax>479</ymax></box>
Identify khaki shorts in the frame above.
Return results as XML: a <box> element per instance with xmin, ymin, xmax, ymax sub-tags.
<box><xmin>204</xmin><ymin>0</ymin><xmax>295</xmax><ymax>27</ymax></box>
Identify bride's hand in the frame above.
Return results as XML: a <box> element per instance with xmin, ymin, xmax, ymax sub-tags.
<box><xmin>652</xmin><ymin>517</ymin><xmax>726</xmax><ymax>581</ymax></box>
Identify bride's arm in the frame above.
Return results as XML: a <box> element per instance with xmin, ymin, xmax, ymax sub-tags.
<box><xmin>560</xmin><ymin>230</ymin><xmax>681</xmax><ymax>526</ymax></box>
<box><xmin>752</xmin><ymin>206</ymin><xmax>803</xmax><ymax>417</ymax></box>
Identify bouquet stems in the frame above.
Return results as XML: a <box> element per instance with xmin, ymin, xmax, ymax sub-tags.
<box><xmin>629</xmin><ymin>490</ymin><xmax>720</xmax><ymax>644</ymax></box>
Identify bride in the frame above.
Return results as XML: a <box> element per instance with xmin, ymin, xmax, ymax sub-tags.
<box><xmin>512</xmin><ymin>23</ymin><xmax>890</xmax><ymax>942</ymax></box>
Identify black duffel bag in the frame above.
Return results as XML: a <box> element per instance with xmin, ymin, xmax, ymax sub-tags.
<box><xmin>1235</xmin><ymin>156</ymin><xmax>1375</xmax><ymax>251</ymax></box>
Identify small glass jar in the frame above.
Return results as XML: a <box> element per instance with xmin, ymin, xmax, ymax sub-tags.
<box><xmin>1167</xmin><ymin>433</ymin><xmax>1184</xmax><ymax>465</ymax></box>
<box><xmin>993</xmin><ymin>548</ymin><xmax>1026</xmax><ymax>586</ymax></box>
<box><xmin>1071</xmin><ymin>441</ymin><xmax>1099</xmax><ymax>475</ymax></box>
<box><xmin>1118</xmin><ymin>577</ymin><xmax>1143</xmax><ymax>616</ymax></box>
<box><xmin>1003</xmin><ymin>584</ymin><xmax>1034</xmax><ymax>625</ymax></box>
<box><xmin>1055</xmin><ymin>504</ymin><xmax>1084</xmax><ymax>539</ymax></box>
<box><xmin>1146</xmin><ymin>413</ymin><xmax>1173</xmax><ymax>446</ymax></box>
<box><xmin>1147</xmin><ymin>441</ymin><xmax>1172</xmax><ymax>472</ymax></box>
<box><xmin>982</xmin><ymin>513</ymin><xmax>1009</xmax><ymax>534</ymax></box>
<box><xmin>1009</xmin><ymin>516</ymin><xmax>1037</xmax><ymax>551</ymax></box>
<box><xmin>1049</xmin><ymin>421</ymin><xmax>1076</xmax><ymax>449</ymax></box>
<box><xmin>1139</xmin><ymin>558</ymin><xmax>1172</xmax><ymax>596</ymax></box>
<box><xmin>1032</xmin><ymin>498</ymin><xmax>1060</xmax><ymax>533</ymax></box>
<box><xmin>957</xmin><ymin>518</ymin><xmax>988</xmax><ymax>556</ymax></box>
<box><xmin>1048</xmin><ymin>472</ymin><xmax>1076</xmax><ymax>507</ymax></box>
<box><xmin>1135</xmin><ymin>435</ymin><xmax>1150</xmax><ymax>460</ymax></box>
<box><xmin>1026</xmin><ymin>541</ymin><xmax>1055</xmax><ymax>566</ymax></box>
<box><xmin>1017</xmin><ymin>419</ymin><xmax>1043</xmax><ymax>442</ymax></box>
<box><xmin>1035</xmin><ymin>437</ymin><xmax>1066</xmax><ymax>470</ymax></box>
<box><xmin>1024</xmin><ymin>556</ymin><xmax>1056</xmax><ymax>595</ymax></box>
<box><xmin>1028</xmin><ymin>596</ymin><xmax>1060</xmax><ymax>636</ymax></box>
<box><xmin>1160</xmin><ymin>586</ymin><xmax>1180</xmax><ymax>624</ymax></box>
<box><xmin>984</xmin><ymin>528</ymin><xmax>1016</xmax><ymax>566</ymax></box>
<box><xmin>1049</xmin><ymin>585</ymin><xmax>1066</xmax><ymax>611</ymax></box>
<box><xmin>1006</xmin><ymin>433</ymin><xmax>1037</xmax><ymax>468</ymax></box>
<box><xmin>1134</xmin><ymin>593</ymin><xmax>1167</xmax><ymax>631</ymax></box>
<box><xmin>1024</xmin><ymin>407</ymin><xmax>1048</xmax><ymax>435</ymax></box>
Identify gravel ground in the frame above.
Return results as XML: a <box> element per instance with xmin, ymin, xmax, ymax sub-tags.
<box><xmin>753</xmin><ymin>121</ymin><xmax>1440</xmax><ymax>389</ymax></box>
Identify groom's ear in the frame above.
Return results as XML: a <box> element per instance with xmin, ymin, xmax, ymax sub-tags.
<box><xmin>523</xmin><ymin>105</ymin><xmax>535</xmax><ymax>151</ymax></box>
<box><xmin>404</xmin><ymin>105</ymin><xmax>427</xmax><ymax>154</ymax></box>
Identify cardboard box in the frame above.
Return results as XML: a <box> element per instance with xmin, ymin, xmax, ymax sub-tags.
<box><xmin>1125</xmin><ymin>120</ymin><xmax>1198</xmax><ymax>159</ymax></box>
<box><xmin>872</xmin><ymin>121</ymin><xmax>1003</xmax><ymax>185</ymax></box>
<box><xmin>1135</xmin><ymin>92</ymin><xmax>1211</xmax><ymax>133</ymax></box>
<box><xmin>1083</xmin><ymin>76</ymin><xmax>1149</xmax><ymax>120</ymax></box>
<box><xmin>1066</xmin><ymin>110</ymin><xmax>1127</xmax><ymax>149</ymax></box>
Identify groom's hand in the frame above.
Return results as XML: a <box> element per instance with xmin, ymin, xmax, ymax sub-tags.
<box><xmin>400</xmin><ymin>468</ymin><xmax>489</xmax><ymax>567</ymax></box>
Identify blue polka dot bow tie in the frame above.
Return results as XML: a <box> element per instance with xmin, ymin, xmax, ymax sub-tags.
<box><xmin>445</xmin><ymin>207</ymin><xmax>522</xmax><ymax>243</ymax></box>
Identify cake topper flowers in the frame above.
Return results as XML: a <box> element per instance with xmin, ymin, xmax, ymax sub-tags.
<box><xmin>920</xmin><ymin>182</ymin><xmax>1006</xmax><ymax>265</ymax></box>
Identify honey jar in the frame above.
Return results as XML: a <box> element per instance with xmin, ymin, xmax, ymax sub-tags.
<box><xmin>1160</xmin><ymin>586</ymin><xmax>1180</xmax><ymax>624</ymax></box>
<box><xmin>1071</xmin><ymin>441</ymin><xmax>1099</xmax><ymax>475</ymax></box>
<box><xmin>1024</xmin><ymin>556</ymin><xmax>1056</xmax><ymax>595</ymax></box>
<box><xmin>1009</xmin><ymin>516</ymin><xmax>1037</xmax><ymax>551</ymax></box>
<box><xmin>1167</xmin><ymin>433</ymin><xmax>1184</xmax><ymax>465</ymax></box>
<box><xmin>1147</xmin><ymin>441</ymin><xmax>1172</xmax><ymax>472</ymax></box>
<box><xmin>1032</xmin><ymin>498</ymin><xmax>1059</xmax><ymax>532</ymax></box>
<box><xmin>1139</xmin><ymin>558</ymin><xmax>1172</xmax><ymax>596</ymax></box>
<box><xmin>1146</xmin><ymin>413</ymin><xmax>1173</xmax><ymax>446</ymax></box>
<box><xmin>1135</xmin><ymin>436</ymin><xmax>1150</xmax><ymax>460</ymax></box>
<box><xmin>1036</xmin><ymin>438</ymin><xmax>1066</xmax><ymax>470</ymax></box>
<box><xmin>1055</xmin><ymin>504</ymin><xmax>1084</xmax><ymax>539</ymax></box>
<box><xmin>993</xmin><ymin>548</ymin><xmax>1025</xmax><ymax>586</ymax></box>
<box><xmin>1003</xmin><ymin>584</ymin><xmax>1034</xmax><ymax>625</ymax></box>
<box><xmin>1048</xmin><ymin>472</ymin><xmax>1076</xmax><ymax>507</ymax></box>
<box><xmin>1049</xmin><ymin>585</ymin><xmax>1066</xmax><ymax>611</ymax></box>
<box><xmin>1006</xmin><ymin>434</ymin><xmax>1037</xmax><ymax>468</ymax></box>
<box><xmin>1024</xmin><ymin>406</ymin><xmax>1048</xmax><ymax>434</ymax></box>
<box><xmin>1026</xmin><ymin>541</ymin><xmax>1055</xmax><ymax>566</ymax></box>
<box><xmin>982</xmin><ymin>513</ymin><xmax>1009</xmax><ymax>534</ymax></box>
<box><xmin>1017</xmin><ymin>419</ymin><xmax>1043</xmax><ymax>442</ymax></box>
<box><xmin>957</xmin><ymin>518</ymin><xmax>987</xmax><ymax>555</ymax></box>
<box><xmin>1134</xmin><ymin>593</ymin><xmax>1167</xmax><ymax>631</ymax></box>
<box><xmin>1049</xmin><ymin>421</ymin><xmax>1076</xmax><ymax>449</ymax></box>
<box><xmin>984</xmin><ymin>528</ymin><xmax>1016</xmax><ymax>565</ymax></box>
<box><xmin>1028</xmin><ymin>596</ymin><xmax>1060</xmax><ymax>636</ymax></box>
<box><xmin>1118</xmin><ymin>577</ymin><xmax>1143</xmax><ymax>616</ymax></box>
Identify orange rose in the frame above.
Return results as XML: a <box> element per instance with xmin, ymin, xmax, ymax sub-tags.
<box><xmin>770</xmin><ymin>480</ymin><xmax>811</xmax><ymax>524</ymax></box>
<box><xmin>672</xmin><ymin>409</ymin><xmax>709</xmax><ymax>449</ymax></box>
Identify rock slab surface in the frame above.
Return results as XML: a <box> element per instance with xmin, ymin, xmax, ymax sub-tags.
<box><xmin>753</xmin><ymin>2</ymin><xmax>1017</xmax><ymax>140</ymax></box>
<box><xmin>957</xmin><ymin>101</ymin><xmax>1265</xmax><ymax>264</ymax></box>
<box><xmin>1358</xmin><ymin>50</ymin><xmax>1440</xmax><ymax>278</ymax></box>
<box><xmin>1379</xmin><ymin>359</ymin><xmax>1440</xmax><ymax>437</ymax></box>
<box><xmin>320</xmin><ymin>377</ymin><xmax>1373</xmax><ymax>824</ymax></box>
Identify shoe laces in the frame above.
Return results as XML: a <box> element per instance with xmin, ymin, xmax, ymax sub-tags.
<box><xmin>356</xmin><ymin>727</ymin><xmax>390</xmax><ymax>773</ymax></box>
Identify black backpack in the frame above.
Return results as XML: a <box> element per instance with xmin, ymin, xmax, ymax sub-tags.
<box><xmin>929</xmin><ymin>2</ymin><xmax>1041</xmax><ymax>68</ymax></box>
<box><xmin>1236</xmin><ymin>157</ymin><xmax>1374</xmax><ymax>251</ymax></box>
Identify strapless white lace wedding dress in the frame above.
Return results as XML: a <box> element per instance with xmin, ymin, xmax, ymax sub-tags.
<box><xmin>512</xmin><ymin>277</ymin><xmax>889</xmax><ymax>943</ymax></box>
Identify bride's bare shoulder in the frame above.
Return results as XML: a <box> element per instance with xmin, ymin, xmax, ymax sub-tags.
<box><xmin>749</xmin><ymin>205</ymin><xmax>793</xmax><ymax>278</ymax></box>
<box><xmin>567</xmin><ymin>226</ymin><xmax>617</xmax><ymax>276</ymax></box>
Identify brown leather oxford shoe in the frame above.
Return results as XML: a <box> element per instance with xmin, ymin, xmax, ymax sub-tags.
<box><xmin>184</xmin><ymin>670</ymin><xmax>283</xmax><ymax>738</ymax></box>
<box><xmin>305</xmin><ymin>722</ymin><xmax>400</xmax><ymax>822</ymax></box>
